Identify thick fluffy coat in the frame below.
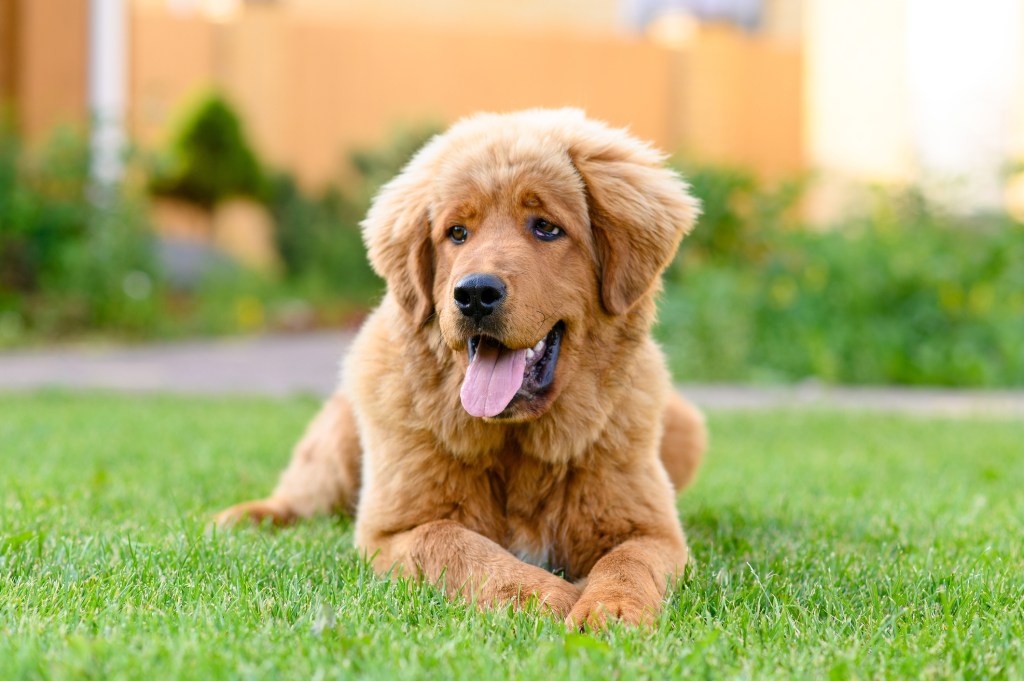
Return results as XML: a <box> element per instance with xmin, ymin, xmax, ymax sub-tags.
<box><xmin>217</xmin><ymin>109</ymin><xmax>707</xmax><ymax>628</ymax></box>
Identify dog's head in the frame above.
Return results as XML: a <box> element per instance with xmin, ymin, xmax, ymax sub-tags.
<box><xmin>362</xmin><ymin>109</ymin><xmax>699</xmax><ymax>422</ymax></box>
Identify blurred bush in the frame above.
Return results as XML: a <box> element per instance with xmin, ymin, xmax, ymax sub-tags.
<box><xmin>148</xmin><ymin>92</ymin><xmax>266</xmax><ymax>208</ymax></box>
<box><xmin>679</xmin><ymin>163</ymin><xmax>806</xmax><ymax>264</ymax></box>
<box><xmin>268</xmin><ymin>123</ymin><xmax>441</xmax><ymax>305</ymax></box>
<box><xmin>267</xmin><ymin>175</ymin><xmax>380</xmax><ymax>309</ymax></box>
<box><xmin>347</xmin><ymin>123</ymin><xmax>442</xmax><ymax>202</ymax></box>
<box><xmin>0</xmin><ymin>104</ymin><xmax>437</xmax><ymax>346</ymax></box>
<box><xmin>0</xmin><ymin>122</ymin><xmax>162</xmax><ymax>344</ymax></box>
<box><xmin>657</xmin><ymin>167</ymin><xmax>1024</xmax><ymax>387</ymax></box>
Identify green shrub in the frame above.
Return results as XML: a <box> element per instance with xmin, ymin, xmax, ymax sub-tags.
<box><xmin>267</xmin><ymin>123</ymin><xmax>441</xmax><ymax>306</ymax></box>
<box><xmin>673</xmin><ymin>162</ymin><xmax>807</xmax><ymax>266</ymax></box>
<box><xmin>148</xmin><ymin>92</ymin><xmax>266</xmax><ymax>209</ymax></box>
<box><xmin>0</xmin><ymin>124</ymin><xmax>162</xmax><ymax>344</ymax></box>
<box><xmin>268</xmin><ymin>174</ymin><xmax>380</xmax><ymax>305</ymax></box>
<box><xmin>0</xmin><ymin>123</ymin><xmax>90</xmax><ymax>295</ymax></box>
<box><xmin>0</xmin><ymin>117</ymin><xmax>434</xmax><ymax>344</ymax></box>
<box><xmin>658</xmin><ymin>180</ymin><xmax>1024</xmax><ymax>387</ymax></box>
<box><xmin>347</xmin><ymin>122</ymin><xmax>442</xmax><ymax>200</ymax></box>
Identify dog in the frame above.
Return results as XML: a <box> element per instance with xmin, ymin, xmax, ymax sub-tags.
<box><xmin>216</xmin><ymin>108</ymin><xmax>707</xmax><ymax>629</ymax></box>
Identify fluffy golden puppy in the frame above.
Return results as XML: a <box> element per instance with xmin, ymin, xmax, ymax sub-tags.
<box><xmin>216</xmin><ymin>108</ymin><xmax>707</xmax><ymax>629</ymax></box>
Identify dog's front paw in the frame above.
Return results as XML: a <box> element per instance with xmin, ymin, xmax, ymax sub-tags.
<box><xmin>534</xmin><ymin>577</ymin><xmax>582</xmax><ymax>618</ymax></box>
<box><xmin>565</xmin><ymin>586</ymin><xmax>657</xmax><ymax>630</ymax></box>
<box><xmin>490</xmin><ymin>571</ymin><xmax>581</xmax><ymax>618</ymax></box>
<box><xmin>213</xmin><ymin>498</ymin><xmax>295</xmax><ymax>527</ymax></box>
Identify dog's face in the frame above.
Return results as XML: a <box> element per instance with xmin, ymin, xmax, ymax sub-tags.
<box><xmin>362</xmin><ymin>109</ymin><xmax>699</xmax><ymax>422</ymax></box>
<box><xmin>430</xmin><ymin>145</ymin><xmax>597</xmax><ymax>420</ymax></box>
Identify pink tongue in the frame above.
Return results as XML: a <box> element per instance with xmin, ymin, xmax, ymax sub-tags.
<box><xmin>460</xmin><ymin>339</ymin><xmax>527</xmax><ymax>418</ymax></box>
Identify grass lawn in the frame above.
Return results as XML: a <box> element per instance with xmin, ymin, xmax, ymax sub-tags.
<box><xmin>1</xmin><ymin>393</ymin><xmax>1022</xmax><ymax>680</ymax></box>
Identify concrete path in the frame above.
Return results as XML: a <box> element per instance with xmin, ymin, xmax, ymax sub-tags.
<box><xmin>0</xmin><ymin>332</ymin><xmax>350</xmax><ymax>398</ymax></box>
<box><xmin>1</xmin><ymin>332</ymin><xmax>1023</xmax><ymax>418</ymax></box>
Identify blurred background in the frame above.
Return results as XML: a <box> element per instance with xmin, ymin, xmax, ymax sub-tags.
<box><xmin>1</xmin><ymin>0</ymin><xmax>1022</xmax><ymax>387</ymax></box>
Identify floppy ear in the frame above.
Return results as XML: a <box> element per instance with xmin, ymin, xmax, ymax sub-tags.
<box><xmin>361</xmin><ymin>138</ymin><xmax>441</xmax><ymax>326</ymax></box>
<box><xmin>569</xmin><ymin>126</ymin><xmax>700</xmax><ymax>315</ymax></box>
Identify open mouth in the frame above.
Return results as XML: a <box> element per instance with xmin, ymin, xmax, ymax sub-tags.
<box><xmin>460</xmin><ymin>322</ymin><xmax>564</xmax><ymax>418</ymax></box>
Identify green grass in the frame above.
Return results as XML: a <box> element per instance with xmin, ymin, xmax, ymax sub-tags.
<box><xmin>1</xmin><ymin>393</ymin><xmax>1022</xmax><ymax>680</ymax></box>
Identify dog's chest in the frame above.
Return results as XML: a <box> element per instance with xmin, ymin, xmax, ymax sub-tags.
<box><xmin>488</xmin><ymin>455</ymin><xmax>573</xmax><ymax>574</ymax></box>
<box><xmin>504</xmin><ymin>509</ymin><xmax>557</xmax><ymax>572</ymax></box>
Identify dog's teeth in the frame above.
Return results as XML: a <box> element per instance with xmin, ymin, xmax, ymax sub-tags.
<box><xmin>533</xmin><ymin>340</ymin><xmax>545</xmax><ymax>354</ymax></box>
<box><xmin>526</xmin><ymin>348</ymin><xmax>535</xmax><ymax>360</ymax></box>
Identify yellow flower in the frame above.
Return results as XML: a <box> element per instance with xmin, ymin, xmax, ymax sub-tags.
<box><xmin>938</xmin><ymin>284</ymin><xmax>963</xmax><ymax>312</ymax></box>
<box><xmin>235</xmin><ymin>296</ymin><xmax>265</xmax><ymax>331</ymax></box>
<box><xmin>967</xmin><ymin>284</ymin><xmax>994</xmax><ymax>315</ymax></box>
<box><xmin>804</xmin><ymin>265</ymin><xmax>828</xmax><ymax>291</ymax></box>
<box><xmin>771</xmin><ymin>278</ymin><xmax>797</xmax><ymax>307</ymax></box>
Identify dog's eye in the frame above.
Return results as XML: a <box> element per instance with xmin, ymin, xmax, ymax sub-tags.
<box><xmin>449</xmin><ymin>225</ymin><xmax>468</xmax><ymax>244</ymax></box>
<box><xmin>532</xmin><ymin>218</ymin><xmax>563</xmax><ymax>241</ymax></box>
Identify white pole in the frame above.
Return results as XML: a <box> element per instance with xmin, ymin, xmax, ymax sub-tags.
<box><xmin>88</xmin><ymin>0</ymin><xmax>126</xmax><ymax>188</ymax></box>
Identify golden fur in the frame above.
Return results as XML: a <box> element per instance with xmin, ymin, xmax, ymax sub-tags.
<box><xmin>216</xmin><ymin>109</ymin><xmax>707</xmax><ymax>628</ymax></box>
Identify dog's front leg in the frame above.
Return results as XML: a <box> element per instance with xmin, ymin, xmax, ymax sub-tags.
<box><xmin>563</xmin><ymin>452</ymin><xmax>691</xmax><ymax>629</ymax></box>
<box><xmin>567</xmin><ymin>533</ymin><xmax>688</xmax><ymax>629</ymax></box>
<box><xmin>363</xmin><ymin>520</ymin><xmax>581</xmax><ymax>617</ymax></box>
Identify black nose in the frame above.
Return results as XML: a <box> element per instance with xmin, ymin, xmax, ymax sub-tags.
<box><xmin>454</xmin><ymin>273</ymin><xmax>506</xmax><ymax>323</ymax></box>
